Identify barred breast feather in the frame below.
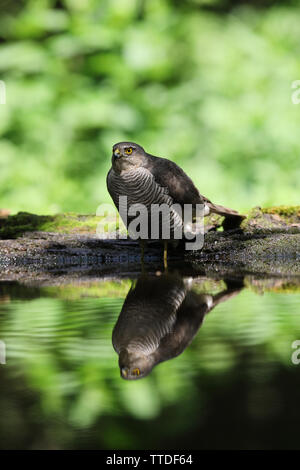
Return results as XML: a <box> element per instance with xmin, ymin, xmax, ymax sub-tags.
<box><xmin>112</xmin><ymin>279</ymin><xmax>187</xmax><ymax>355</ymax></box>
<box><xmin>107</xmin><ymin>167</ymin><xmax>184</xmax><ymax>236</ymax></box>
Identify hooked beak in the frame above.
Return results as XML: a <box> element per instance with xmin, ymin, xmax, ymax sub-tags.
<box><xmin>121</xmin><ymin>367</ymin><xmax>129</xmax><ymax>378</ymax></box>
<box><xmin>113</xmin><ymin>148</ymin><xmax>121</xmax><ymax>159</ymax></box>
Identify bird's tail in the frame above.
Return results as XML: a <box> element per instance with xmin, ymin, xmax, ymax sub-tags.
<box><xmin>202</xmin><ymin>196</ymin><xmax>246</xmax><ymax>229</ymax></box>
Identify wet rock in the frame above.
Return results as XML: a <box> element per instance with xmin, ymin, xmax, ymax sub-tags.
<box><xmin>0</xmin><ymin>208</ymin><xmax>299</xmax><ymax>282</ymax></box>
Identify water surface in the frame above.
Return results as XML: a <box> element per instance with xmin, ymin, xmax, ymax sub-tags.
<box><xmin>0</xmin><ymin>271</ymin><xmax>299</xmax><ymax>450</ymax></box>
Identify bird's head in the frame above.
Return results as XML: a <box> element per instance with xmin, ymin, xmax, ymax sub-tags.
<box><xmin>112</xmin><ymin>142</ymin><xmax>147</xmax><ymax>172</ymax></box>
<box><xmin>118</xmin><ymin>349</ymin><xmax>155</xmax><ymax>380</ymax></box>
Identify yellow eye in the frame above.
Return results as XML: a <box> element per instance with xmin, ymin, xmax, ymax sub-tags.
<box><xmin>125</xmin><ymin>147</ymin><xmax>133</xmax><ymax>155</ymax></box>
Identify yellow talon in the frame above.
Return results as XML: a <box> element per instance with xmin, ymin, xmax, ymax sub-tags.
<box><xmin>163</xmin><ymin>241</ymin><xmax>168</xmax><ymax>270</ymax></box>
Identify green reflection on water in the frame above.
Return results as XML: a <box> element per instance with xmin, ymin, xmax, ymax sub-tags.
<box><xmin>0</xmin><ymin>276</ymin><xmax>299</xmax><ymax>449</ymax></box>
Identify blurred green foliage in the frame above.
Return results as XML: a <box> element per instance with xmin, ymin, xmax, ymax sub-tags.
<box><xmin>0</xmin><ymin>0</ymin><xmax>299</xmax><ymax>214</ymax></box>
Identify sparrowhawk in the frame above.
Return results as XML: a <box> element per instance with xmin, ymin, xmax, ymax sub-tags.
<box><xmin>112</xmin><ymin>271</ymin><xmax>243</xmax><ymax>380</ymax></box>
<box><xmin>107</xmin><ymin>142</ymin><xmax>245</xmax><ymax>264</ymax></box>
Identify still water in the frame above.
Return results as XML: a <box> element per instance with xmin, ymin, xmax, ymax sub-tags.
<box><xmin>0</xmin><ymin>270</ymin><xmax>299</xmax><ymax>450</ymax></box>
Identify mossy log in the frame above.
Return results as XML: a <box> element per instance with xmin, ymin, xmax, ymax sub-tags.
<box><xmin>0</xmin><ymin>206</ymin><xmax>299</xmax><ymax>282</ymax></box>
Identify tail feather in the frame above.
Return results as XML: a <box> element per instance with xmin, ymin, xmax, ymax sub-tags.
<box><xmin>202</xmin><ymin>196</ymin><xmax>246</xmax><ymax>229</ymax></box>
<box><xmin>202</xmin><ymin>196</ymin><xmax>243</xmax><ymax>217</ymax></box>
<box><xmin>207</xmin><ymin>201</ymin><xmax>244</xmax><ymax>218</ymax></box>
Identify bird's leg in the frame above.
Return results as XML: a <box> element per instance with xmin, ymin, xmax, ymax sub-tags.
<box><xmin>163</xmin><ymin>240</ymin><xmax>168</xmax><ymax>270</ymax></box>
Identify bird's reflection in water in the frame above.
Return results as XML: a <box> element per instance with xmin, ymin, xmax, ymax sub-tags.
<box><xmin>112</xmin><ymin>271</ymin><xmax>244</xmax><ymax>380</ymax></box>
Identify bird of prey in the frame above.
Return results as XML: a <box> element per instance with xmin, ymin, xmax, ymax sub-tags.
<box><xmin>112</xmin><ymin>271</ymin><xmax>243</xmax><ymax>380</ymax></box>
<box><xmin>107</xmin><ymin>142</ymin><xmax>245</xmax><ymax>265</ymax></box>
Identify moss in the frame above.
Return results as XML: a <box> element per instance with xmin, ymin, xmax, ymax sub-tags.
<box><xmin>0</xmin><ymin>211</ymin><xmax>120</xmax><ymax>239</ymax></box>
<box><xmin>262</xmin><ymin>205</ymin><xmax>300</xmax><ymax>218</ymax></box>
<box><xmin>265</xmin><ymin>284</ymin><xmax>300</xmax><ymax>294</ymax></box>
<box><xmin>245</xmin><ymin>277</ymin><xmax>300</xmax><ymax>294</ymax></box>
<box><xmin>0</xmin><ymin>212</ymin><xmax>53</xmax><ymax>239</ymax></box>
<box><xmin>40</xmin><ymin>213</ymin><xmax>104</xmax><ymax>234</ymax></box>
<box><xmin>241</xmin><ymin>206</ymin><xmax>300</xmax><ymax>233</ymax></box>
<box><xmin>42</xmin><ymin>279</ymin><xmax>131</xmax><ymax>300</ymax></box>
<box><xmin>193</xmin><ymin>278</ymin><xmax>227</xmax><ymax>295</ymax></box>
<box><xmin>1</xmin><ymin>206</ymin><xmax>300</xmax><ymax>240</ymax></box>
